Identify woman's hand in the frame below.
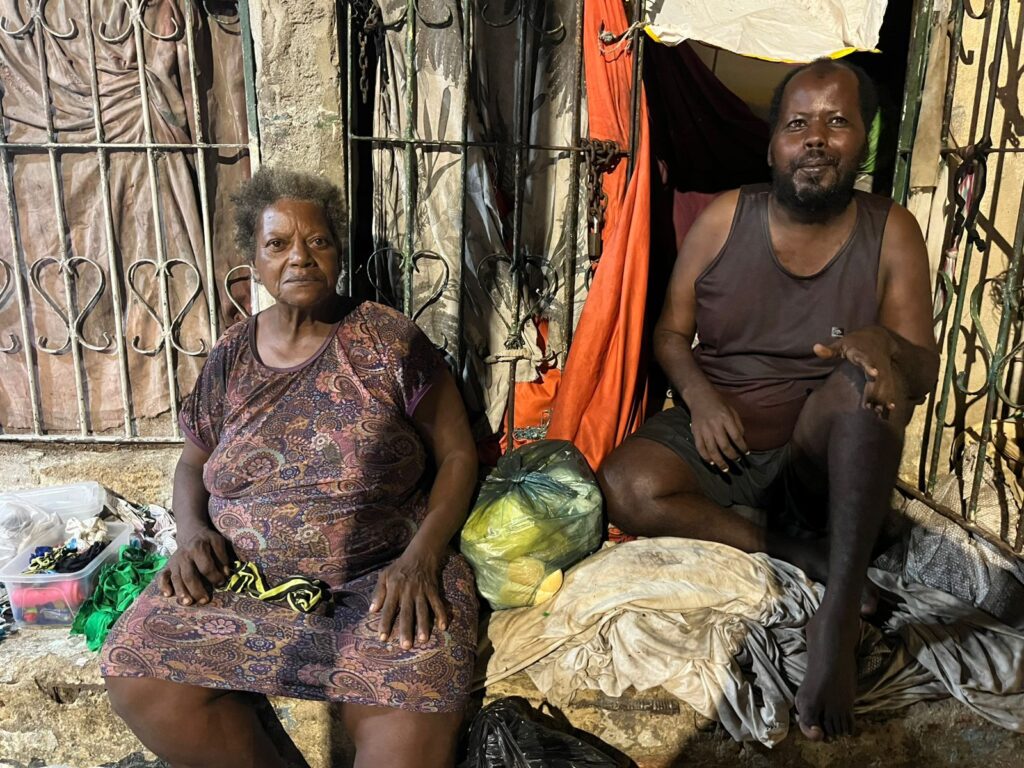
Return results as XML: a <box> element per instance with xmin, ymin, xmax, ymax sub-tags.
<box><xmin>369</xmin><ymin>546</ymin><xmax>448</xmax><ymax>649</ymax></box>
<box><xmin>685</xmin><ymin>385</ymin><xmax>749</xmax><ymax>472</ymax></box>
<box><xmin>814</xmin><ymin>327</ymin><xmax>900</xmax><ymax>417</ymax></box>
<box><xmin>157</xmin><ymin>526</ymin><xmax>234</xmax><ymax>607</ymax></box>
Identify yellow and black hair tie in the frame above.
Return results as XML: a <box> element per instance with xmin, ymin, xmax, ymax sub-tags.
<box><xmin>219</xmin><ymin>561</ymin><xmax>331</xmax><ymax>614</ymax></box>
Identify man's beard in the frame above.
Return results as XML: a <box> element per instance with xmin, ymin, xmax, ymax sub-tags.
<box><xmin>771</xmin><ymin>154</ymin><xmax>858</xmax><ymax>221</ymax></box>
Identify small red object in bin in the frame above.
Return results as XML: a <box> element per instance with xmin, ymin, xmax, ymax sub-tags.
<box><xmin>9</xmin><ymin>580</ymin><xmax>86</xmax><ymax>610</ymax></box>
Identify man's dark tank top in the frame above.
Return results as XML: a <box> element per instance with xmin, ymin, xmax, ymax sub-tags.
<box><xmin>692</xmin><ymin>183</ymin><xmax>892</xmax><ymax>450</ymax></box>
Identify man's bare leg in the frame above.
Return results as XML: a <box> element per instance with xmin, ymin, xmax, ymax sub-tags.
<box><xmin>788</xmin><ymin>361</ymin><xmax>909</xmax><ymax>741</ymax></box>
<box><xmin>599</xmin><ymin>437</ymin><xmax>830</xmax><ymax>580</ymax></box>
<box><xmin>600</xmin><ymin>361</ymin><xmax>910</xmax><ymax>741</ymax></box>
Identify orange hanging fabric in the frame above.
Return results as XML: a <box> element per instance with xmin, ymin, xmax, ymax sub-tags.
<box><xmin>546</xmin><ymin>2</ymin><xmax>651</xmax><ymax>470</ymax></box>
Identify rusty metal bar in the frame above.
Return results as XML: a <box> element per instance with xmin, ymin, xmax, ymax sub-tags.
<box><xmin>455</xmin><ymin>0</ymin><xmax>471</xmax><ymax>370</ymax></box>
<box><xmin>183</xmin><ymin>0</ymin><xmax>219</xmax><ymax>345</ymax></box>
<box><xmin>561</xmin><ymin>0</ymin><xmax>586</xmax><ymax>353</ymax></box>
<box><xmin>401</xmin><ymin>0</ymin><xmax>417</xmax><ymax>317</ymax></box>
<box><xmin>343</xmin><ymin>0</ymin><xmax>355</xmax><ymax>296</ymax></box>
<box><xmin>123</xmin><ymin>0</ymin><xmax>182</xmax><ymax>437</ymax></box>
<box><xmin>28</xmin><ymin>6</ymin><xmax>90</xmax><ymax>434</ymax></box>
<box><xmin>238</xmin><ymin>0</ymin><xmax>261</xmax><ymax>168</ymax></box>
<box><xmin>0</xmin><ymin>433</ymin><xmax>184</xmax><ymax>444</ymax></box>
<box><xmin>348</xmin><ymin>134</ymin><xmax>628</xmax><ymax>155</ymax></box>
<box><xmin>626</xmin><ymin>0</ymin><xmax>645</xmax><ymax>181</ymax></box>
<box><xmin>0</xmin><ymin>141</ymin><xmax>247</xmax><ymax>150</ymax></box>
<box><xmin>83</xmin><ymin>0</ymin><xmax>135</xmax><ymax>437</ymax></box>
<box><xmin>893</xmin><ymin>0</ymin><xmax>937</xmax><ymax>204</ymax></box>
<box><xmin>0</xmin><ymin>83</ymin><xmax>43</xmax><ymax>434</ymax></box>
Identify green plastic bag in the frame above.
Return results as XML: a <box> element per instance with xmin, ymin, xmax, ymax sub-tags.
<box><xmin>461</xmin><ymin>440</ymin><xmax>603</xmax><ymax>610</ymax></box>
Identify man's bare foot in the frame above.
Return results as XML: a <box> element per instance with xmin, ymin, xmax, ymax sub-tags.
<box><xmin>795</xmin><ymin>599</ymin><xmax>859</xmax><ymax>741</ymax></box>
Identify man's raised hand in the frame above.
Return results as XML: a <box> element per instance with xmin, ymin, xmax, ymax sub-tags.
<box><xmin>813</xmin><ymin>326</ymin><xmax>900</xmax><ymax>417</ymax></box>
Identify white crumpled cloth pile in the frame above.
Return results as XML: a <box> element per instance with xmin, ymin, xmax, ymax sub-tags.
<box><xmin>482</xmin><ymin>537</ymin><xmax>1024</xmax><ymax>746</ymax></box>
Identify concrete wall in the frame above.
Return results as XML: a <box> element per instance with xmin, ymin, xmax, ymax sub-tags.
<box><xmin>250</xmin><ymin>0</ymin><xmax>345</xmax><ymax>187</ymax></box>
<box><xmin>0</xmin><ymin>0</ymin><xmax>345</xmax><ymax>504</ymax></box>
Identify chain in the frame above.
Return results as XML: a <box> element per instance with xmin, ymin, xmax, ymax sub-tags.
<box><xmin>358</xmin><ymin>4</ymin><xmax>381</xmax><ymax>105</ymax></box>
<box><xmin>582</xmin><ymin>139</ymin><xmax>622</xmax><ymax>269</ymax></box>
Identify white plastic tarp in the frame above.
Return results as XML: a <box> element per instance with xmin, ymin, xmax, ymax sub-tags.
<box><xmin>644</xmin><ymin>0</ymin><xmax>890</xmax><ymax>62</ymax></box>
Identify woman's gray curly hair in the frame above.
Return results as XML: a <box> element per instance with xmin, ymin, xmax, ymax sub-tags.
<box><xmin>232</xmin><ymin>167</ymin><xmax>347</xmax><ymax>261</ymax></box>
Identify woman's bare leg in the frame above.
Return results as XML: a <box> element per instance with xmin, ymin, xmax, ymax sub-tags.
<box><xmin>105</xmin><ymin>676</ymin><xmax>287</xmax><ymax>768</ymax></box>
<box><xmin>341</xmin><ymin>702</ymin><xmax>462</xmax><ymax>768</ymax></box>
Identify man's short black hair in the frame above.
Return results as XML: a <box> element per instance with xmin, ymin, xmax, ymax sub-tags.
<box><xmin>767</xmin><ymin>58</ymin><xmax>879</xmax><ymax>134</ymax></box>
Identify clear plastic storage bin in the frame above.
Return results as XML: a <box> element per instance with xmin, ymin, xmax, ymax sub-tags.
<box><xmin>0</xmin><ymin>521</ymin><xmax>131</xmax><ymax>628</ymax></box>
<box><xmin>0</xmin><ymin>481</ymin><xmax>106</xmax><ymax>523</ymax></box>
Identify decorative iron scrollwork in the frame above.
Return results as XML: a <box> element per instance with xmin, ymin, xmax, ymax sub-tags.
<box><xmin>100</xmin><ymin>0</ymin><xmax>182</xmax><ymax>44</ymax></box>
<box><xmin>477</xmin><ymin>251</ymin><xmax>557</xmax><ymax>350</ymax></box>
<box><xmin>0</xmin><ymin>0</ymin><xmax>76</xmax><ymax>39</ymax></box>
<box><xmin>964</xmin><ymin>0</ymin><xmax>995</xmax><ymax>21</ymax></box>
<box><xmin>367</xmin><ymin>247</ymin><xmax>451</xmax><ymax>323</ymax></box>
<box><xmin>480</xmin><ymin>0</ymin><xmax>565</xmax><ymax>38</ymax></box>
<box><xmin>126</xmin><ymin>258</ymin><xmax>208</xmax><ymax>356</ymax></box>
<box><xmin>29</xmin><ymin>257</ymin><xmax>113</xmax><ymax>354</ymax></box>
<box><xmin>223</xmin><ymin>263</ymin><xmax>254</xmax><ymax>319</ymax></box>
<box><xmin>0</xmin><ymin>258</ymin><xmax>18</xmax><ymax>353</ymax></box>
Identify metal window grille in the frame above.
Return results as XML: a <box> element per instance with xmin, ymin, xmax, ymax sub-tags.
<box><xmin>0</xmin><ymin>0</ymin><xmax>258</xmax><ymax>443</ymax></box>
<box><xmin>896</xmin><ymin>0</ymin><xmax>1024</xmax><ymax>558</ymax></box>
<box><xmin>342</xmin><ymin>0</ymin><xmax>646</xmax><ymax>444</ymax></box>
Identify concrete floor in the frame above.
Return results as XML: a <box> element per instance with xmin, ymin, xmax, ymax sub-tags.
<box><xmin>486</xmin><ymin>673</ymin><xmax>1024</xmax><ymax>768</ymax></box>
<box><xmin>2</xmin><ymin>629</ymin><xmax>1023</xmax><ymax>768</ymax></box>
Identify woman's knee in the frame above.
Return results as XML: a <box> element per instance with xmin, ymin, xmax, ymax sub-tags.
<box><xmin>105</xmin><ymin>676</ymin><xmax>218</xmax><ymax>732</ymax></box>
<box><xmin>345</xmin><ymin>705</ymin><xmax>461</xmax><ymax>768</ymax></box>
<box><xmin>105</xmin><ymin>676</ymin><xmax>155</xmax><ymax>723</ymax></box>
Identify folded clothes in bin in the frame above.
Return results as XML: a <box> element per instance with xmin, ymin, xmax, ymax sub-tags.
<box><xmin>24</xmin><ymin>517</ymin><xmax>110</xmax><ymax>574</ymax></box>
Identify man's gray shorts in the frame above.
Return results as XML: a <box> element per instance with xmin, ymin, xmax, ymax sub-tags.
<box><xmin>627</xmin><ymin>406</ymin><xmax>827</xmax><ymax>537</ymax></box>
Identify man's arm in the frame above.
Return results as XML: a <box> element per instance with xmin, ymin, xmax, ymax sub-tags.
<box><xmin>813</xmin><ymin>203</ymin><xmax>939</xmax><ymax>409</ymax></box>
<box><xmin>876</xmin><ymin>204</ymin><xmax>940</xmax><ymax>400</ymax></box>
<box><xmin>654</xmin><ymin>190</ymin><xmax>749</xmax><ymax>469</ymax></box>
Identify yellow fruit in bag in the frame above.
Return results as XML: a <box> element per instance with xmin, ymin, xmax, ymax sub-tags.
<box><xmin>532</xmin><ymin>569</ymin><xmax>563</xmax><ymax>606</ymax></box>
<box><xmin>506</xmin><ymin>556</ymin><xmax>546</xmax><ymax>586</ymax></box>
<box><xmin>460</xmin><ymin>440</ymin><xmax>602</xmax><ymax>610</ymax></box>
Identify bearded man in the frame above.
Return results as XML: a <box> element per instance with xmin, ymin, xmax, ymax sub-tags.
<box><xmin>598</xmin><ymin>59</ymin><xmax>938</xmax><ymax>740</ymax></box>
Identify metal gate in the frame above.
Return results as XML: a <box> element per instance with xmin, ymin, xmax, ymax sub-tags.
<box><xmin>0</xmin><ymin>0</ymin><xmax>258</xmax><ymax>442</ymax></box>
<box><xmin>341</xmin><ymin>0</ymin><xmax>645</xmax><ymax>442</ymax></box>
<box><xmin>896</xmin><ymin>0</ymin><xmax>1024</xmax><ymax>557</ymax></box>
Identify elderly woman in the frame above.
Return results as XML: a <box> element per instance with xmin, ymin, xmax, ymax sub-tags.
<box><xmin>101</xmin><ymin>169</ymin><xmax>479</xmax><ymax>768</ymax></box>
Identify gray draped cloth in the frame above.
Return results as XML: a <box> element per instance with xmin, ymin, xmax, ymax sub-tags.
<box><xmin>0</xmin><ymin>0</ymin><xmax>251</xmax><ymax>433</ymax></box>
<box><xmin>368</xmin><ymin>0</ymin><xmax>589</xmax><ymax>434</ymax></box>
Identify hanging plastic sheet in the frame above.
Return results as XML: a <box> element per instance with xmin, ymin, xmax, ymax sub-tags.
<box><xmin>368</xmin><ymin>0</ymin><xmax>589</xmax><ymax>436</ymax></box>
<box><xmin>644</xmin><ymin>0</ymin><xmax>889</xmax><ymax>63</ymax></box>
